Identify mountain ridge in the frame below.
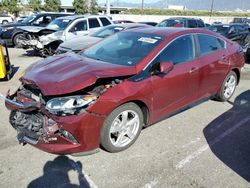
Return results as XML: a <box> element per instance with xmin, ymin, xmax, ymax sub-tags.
<box><xmin>102</xmin><ymin>0</ymin><xmax>250</xmax><ymax>11</ymax></box>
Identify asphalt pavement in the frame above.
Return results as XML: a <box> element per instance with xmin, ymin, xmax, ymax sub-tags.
<box><xmin>0</xmin><ymin>48</ymin><xmax>250</xmax><ymax>188</ymax></box>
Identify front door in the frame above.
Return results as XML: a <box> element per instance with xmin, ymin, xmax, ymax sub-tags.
<box><xmin>65</xmin><ymin>20</ymin><xmax>88</xmax><ymax>40</ymax></box>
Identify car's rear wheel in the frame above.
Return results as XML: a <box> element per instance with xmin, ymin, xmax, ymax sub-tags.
<box><xmin>216</xmin><ymin>71</ymin><xmax>237</xmax><ymax>101</ymax></box>
<box><xmin>101</xmin><ymin>103</ymin><xmax>143</xmax><ymax>152</ymax></box>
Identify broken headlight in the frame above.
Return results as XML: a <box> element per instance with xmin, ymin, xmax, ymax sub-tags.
<box><xmin>46</xmin><ymin>95</ymin><xmax>97</xmax><ymax>115</ymax></box>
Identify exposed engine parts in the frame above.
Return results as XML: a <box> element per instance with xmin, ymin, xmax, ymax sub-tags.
<box><xmin>7</xmin><ymin>77</ymin><xmax>125</xmax><ymax>146</ymax></box>
<box><xmin>17</xmin><ymin>29</ymin><xmax>62</xmax><ymax>57</ymax></box>
<box><xmin>10</xmin><ymin>111</ymin><xmax>44</xmax><ymax>144</ymax></box>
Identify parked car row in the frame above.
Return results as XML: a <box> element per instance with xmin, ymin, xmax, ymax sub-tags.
<box><xmin>17</xmin><ymin>15</ymin><xmax>113</xmax><ymax>56</ymax></box>
<box><xmin>1</xmin><ymin>13</ymin><xmax>250</xmax><ymax>58</ymax></box>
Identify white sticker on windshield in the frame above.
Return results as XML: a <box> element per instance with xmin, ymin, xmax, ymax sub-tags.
<box><xmin>138</xmin><ymin>37</ymin><xmax>158</xmax><ymax>44</ymax></box>
<box><xmin>62</xmin><ymin>19</ymin><xmax>70</xmax><ymax>22</ymax></box>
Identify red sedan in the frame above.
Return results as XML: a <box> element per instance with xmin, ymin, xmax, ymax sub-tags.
<box><xmin>4</xmin><ymin>27</ymin><xmax>244</xmax><ymax>155</ymax></box>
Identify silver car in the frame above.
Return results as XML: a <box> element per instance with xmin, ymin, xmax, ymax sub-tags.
<box><xmin>56</xmin><ymin>23</ymin><xmax>151</xmax><ymax>54</ymax></box>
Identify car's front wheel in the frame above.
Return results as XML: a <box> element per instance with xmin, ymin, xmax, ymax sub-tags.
<box><xmin>216</xmin><ymin>71</ymin><xmax>237</xmax><ymax>101</ymax></box>
<box><xmin>13</xmin><ymin>33</ymin><xmax>24</xmax><ymax>47</ymax></box>
<box><xmin>101</xmin><ymin>103</ymin><xmax>143</xmax><ymax>152</ymax></box>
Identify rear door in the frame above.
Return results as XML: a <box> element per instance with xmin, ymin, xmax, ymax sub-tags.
<box><xmin>150</xmin><ymin>34</ymin><xmax>200</xmax><ymax>120</ymax></box>
<box><xmin>196</xmin><ymin>34</ymin><xmax>229</xmax><ymax>98</ymax></box>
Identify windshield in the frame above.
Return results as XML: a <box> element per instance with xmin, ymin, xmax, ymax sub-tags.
<box><xmin>21</xmin><ymin>14</ymin><xmax>36</xmax><ymax>23</ymax></box>
<box><xmin>46</xmin><ymin>18</ymin><xmax>71</xmax><ymax>30</ymax></box>
<box><xmin>91</xmin><ymin>25</ymin><xmax>125</xmax><ymax>38</ymax></box>
<box><xmin>157</xmin><ymin>19</ymin><xmax>184</xmax><ymax>27</ymax></box>
<box><xmin>82</xmin><ymin>32</ymin><xmax>164</xmax><ymax>66</ymax></box>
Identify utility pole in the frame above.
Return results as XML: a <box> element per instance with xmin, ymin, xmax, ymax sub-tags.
<box><xmin>141</xmin><ymin>0</ymin><xmax>144</xmax><ymax>15</ymax></box>
<box><xmin>209</xmin><ymin>0</ymin><xmax>214</xmax><ymax>18</ymax></box>
<box><xmin>209</xmin><ymin>0</ymin><xmax>215</xmax><ymax>23</ymax></box>
<box><xmin>106</xmin><ymin>0</ymin><xmax>110</xmax><ymax>15</ymax></box>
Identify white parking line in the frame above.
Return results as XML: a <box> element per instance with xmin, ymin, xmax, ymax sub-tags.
<box><xmin>176</xmin><ymin>117</ymin><xmax>250</xmax><ymax>169</ymax></box>
<box><xmin>142</xmin><ymin>180</ymin><xmax>158</xmax><ymax>188</ymax></box>
<box><xmin>182</xmin><ymin>137</ymin><xmax>201</xmax><ymax>148</ymax></box>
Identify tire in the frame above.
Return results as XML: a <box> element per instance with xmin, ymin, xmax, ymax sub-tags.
<box><xmin>100</xmin><ymin>103</ymin><xmax>143</xmax><ymax>152</ymax></box>
<box><xmin>2</xmin><ymin>20</ymin><xmax>8</xmax><ymax>24</ymax></box>
<box><xmin>13</xmin><ymin>33</ymin><xmax>24</xmax><ymax>47</ymax></box>
<box><xmin>216</xmin><ymin>71</ymin><xmax>237</xmax><ymax>101</ymax></box>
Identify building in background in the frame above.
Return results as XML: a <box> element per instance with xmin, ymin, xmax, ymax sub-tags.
<box><xmin>167</xmin><ymin>5</ymin><xmax>187</xmax><ymax>10</ymax></box>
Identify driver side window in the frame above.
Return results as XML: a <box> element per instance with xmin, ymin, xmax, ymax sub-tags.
<box><xmin>157</xmin><ymin>35</ymin><xmax>195</xmax><ymax>65</ymax></box>
<box><xmin>71</xmin><ymin>20</ymin><xmax>87</xmax><ymax>32</ymax></box>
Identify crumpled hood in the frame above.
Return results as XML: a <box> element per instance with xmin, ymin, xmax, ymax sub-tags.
<box><xmin>40</xmin><ymin>30</ymin><xmax>64</xmax><ymax>45</ymax></box>
<box><xmin>21</xmin><ymin>53</ymin><xmax>137</xmax><ymax>96</ymax></box>
<box><xmin>17</xmin><ymin>26</ymin><xmax>49</xmax><ymax>33</ymax></box>
<box><xmin>60</xmin><ymin>36</ymin><xmax>101</xmax><ymax>51</ymax></box>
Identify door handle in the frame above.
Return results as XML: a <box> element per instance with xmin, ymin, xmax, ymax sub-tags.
<box><xmin>189</xmin><ymin>67</ymin><xmax>198</xmax><ymax>73</ymax></box>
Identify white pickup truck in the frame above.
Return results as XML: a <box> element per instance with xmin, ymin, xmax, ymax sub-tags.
<box><xmin>0</xmin><ymin>14</ymin><xmax>13</xmax><ymax>24</ymax></box>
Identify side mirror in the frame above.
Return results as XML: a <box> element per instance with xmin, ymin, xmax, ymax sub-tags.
<box><xmin>159</xmin><ymin>61</ymin><xmax>174</xmax><ymax>74</ymax></box>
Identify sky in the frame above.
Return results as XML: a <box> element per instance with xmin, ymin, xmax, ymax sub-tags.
<box><xmin>61</xmin><ymin>0</ymin><xmax>159</xmax><ymax>6</ymax></box>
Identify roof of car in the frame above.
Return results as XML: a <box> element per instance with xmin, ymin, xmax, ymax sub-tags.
<box><xmin>128</xmin><ymin>27</ymin><xmax>216</xmax><ymax>37</ymax></box>
<box><xmin>167</xmin><ymin>17</ymin><xmax>203</xmax><ymax>20</ymax></box>
<box><xmin>36</xmin><ymin>12</ymin><xmax>72</xmax><ymax>15</ymax></box>
<box><xmin>0</xmin><ymin>14</ymin><xmax>11</xmax><ymax>17</ymax></box>
<box><xmin>114</xmin><ymin>23</ymin><xmax>150</xmax><ymax>28</ymax></box>
<box><xmin>212</xmin><ymin>23</ymin><xmax>248</xmax><ymax>26</ymax></box>
<box><xmin>56</xmin><ymin>14</ymin><xmax>110</xmax><ymax>21</ymax></box>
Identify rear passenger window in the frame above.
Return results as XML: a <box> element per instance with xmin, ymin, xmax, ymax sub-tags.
<box><xmin>197</xmin><ymin>20</ymin><xmax>205</xmax><ymax>27</ymax></box>
<box><xmin>158</xmin><ymin>35</ymin><xmax>195</xmax><ymax>65</ymax></box>
<box><xmin>100</xmin><ymin>17</ymin><xmax>111</xmax><ymax>26</ymax></box>
<box><xmin>188</xmin><ymin>20</ymin><xmax>198</xmax><ymax>28</ymax></box>
<box><xmin>89</xmin><ymin>18</ymin><xmax>100</xmax><ymax>28</ymax></box>
<box><xmin>198</xmin><ymin>34</ymin><xmax>224</xmax><ymax>56</ymax></box>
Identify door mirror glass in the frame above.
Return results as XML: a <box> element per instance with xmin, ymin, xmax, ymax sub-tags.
<box><xmin>159</xmin><ymin>61</ymin><xmax>174</xmax><ymax>74</ymax></box>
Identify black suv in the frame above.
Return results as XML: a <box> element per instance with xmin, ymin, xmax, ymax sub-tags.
<box><xmin>208</xmin><ymin>23</ymin><xmax>249</xmax><ymax>45</ymax></box>
<box><xmin>0</xmin><ymin>12</ymin><xmax>72</xmax><ymax>46</ymax></box>
<box><xmin>157</xmin><ymin>17</ymin><xmax>205</xmax><ymax>28</ymax></box>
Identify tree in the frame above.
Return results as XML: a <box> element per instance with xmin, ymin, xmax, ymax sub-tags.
<box><xmin>73</xmin><ymin>0</ymin><xmax>88</xmax><ymax>14</ymax></box>
<box><xmin>1</xmin><ymin>0</ymin><xmax>20</xmax><ymax>16</ymax></box>
<box><xmin>89</xmin><ymin>0</ymin><xmax>98</xmax><ymax>14</ymax></box>
<box><xmin>44</xmin><ymin>0</ymin><xmax>61</xmax><ymax>12</ymax></box>
<box><xmin>28</xmin><ymin>0</ymin><xmax>42</xmax><ymax>12</ymax></box>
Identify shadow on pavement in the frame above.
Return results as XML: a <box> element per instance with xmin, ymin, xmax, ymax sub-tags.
<box><xmin>28</xmin><ymin>156</ymin><xmax>90</xmax><ymax>188</ymax></box>
<box><xmin>21</xmin><ymin>49</ymin><xmax>42</xmax><ymax>57</ymax></box>
<box><xmin>203</xmin><ymin>90</ymin><xmax>250</xmax><ymax>182</ymax></box>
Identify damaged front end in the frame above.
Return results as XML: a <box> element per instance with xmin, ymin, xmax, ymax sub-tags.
<box><xmin>3</xmin><ymin>77</ymin><xmax>125</xmax><ymax>155</ymax></box>
<box><xmin>18</xmin><ymin>28</ymin><xmax>63</xmax><ymax>57</ymax></box>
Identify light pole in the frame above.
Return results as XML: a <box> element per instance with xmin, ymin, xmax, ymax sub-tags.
<box><xmin>106</xmin><ymin>0</ymin><xmax>110</xmax><ymax>15</ymax></box>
